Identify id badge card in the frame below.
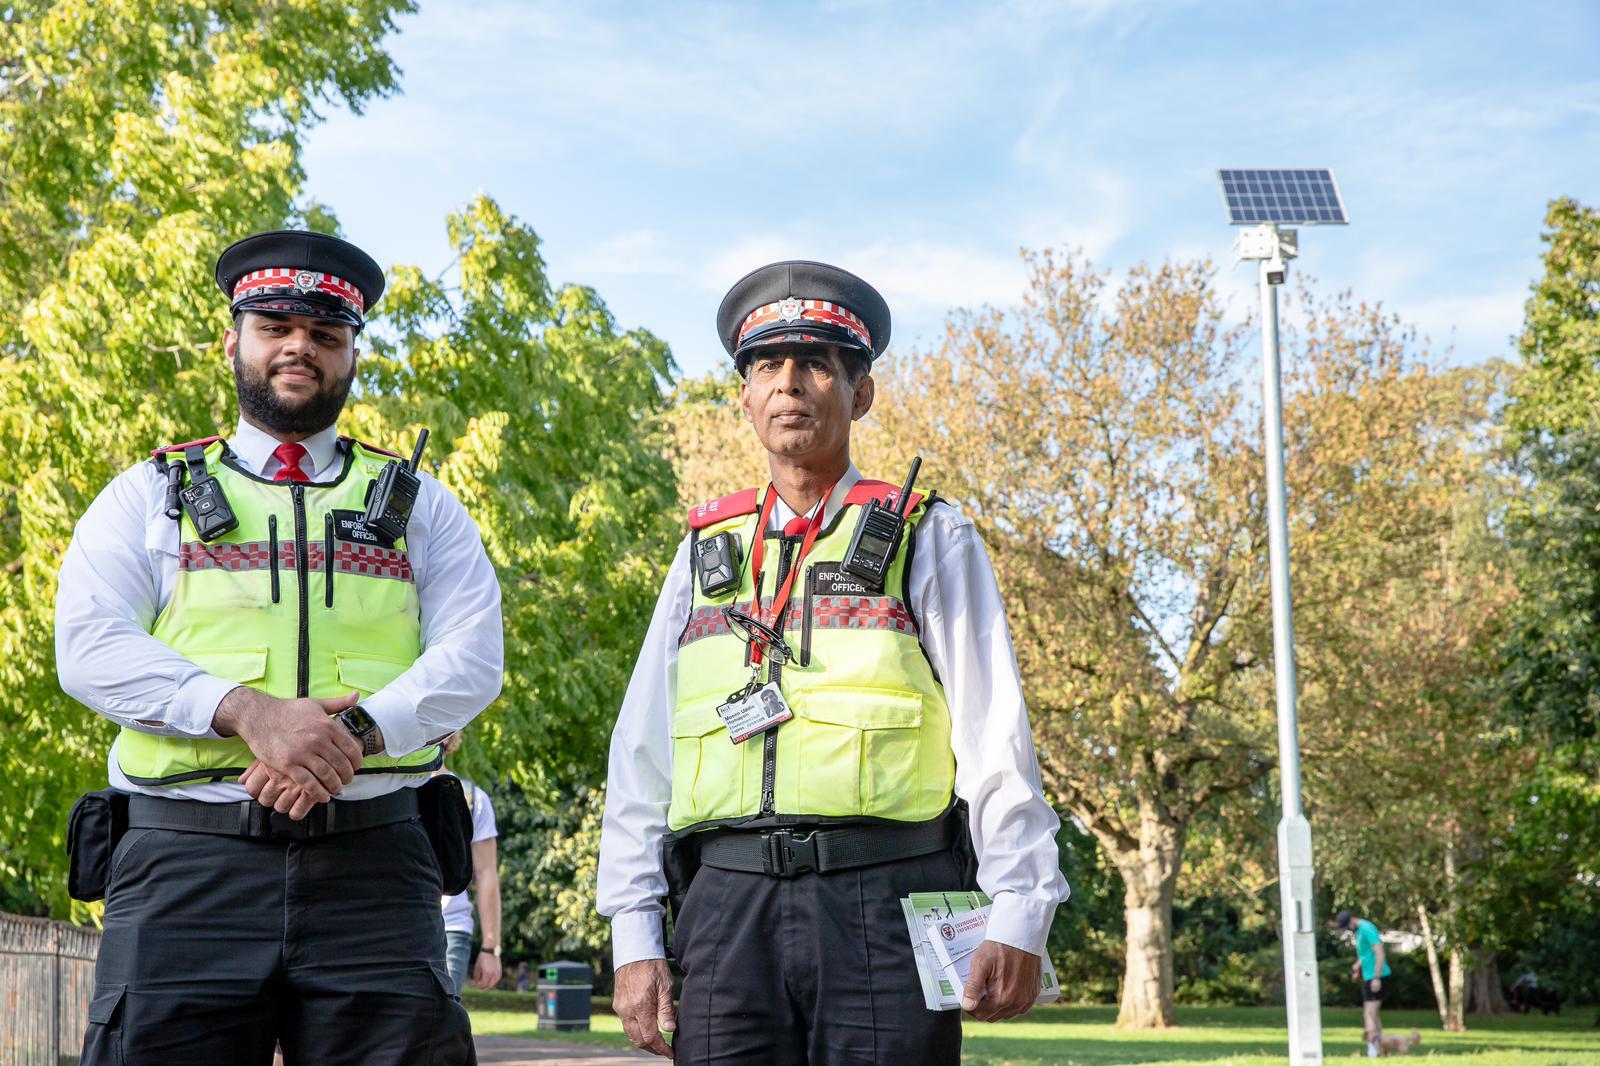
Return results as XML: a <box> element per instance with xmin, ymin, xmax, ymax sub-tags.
<box><xmin>716</xmin><ymin>682</ymin><xmax>793</xmax><ymax>744</ymax></box>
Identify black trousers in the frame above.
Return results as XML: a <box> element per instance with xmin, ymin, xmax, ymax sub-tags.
<box><xmin>81</xmin><ymin>816</ymin><xmax>474</xmax><ymax>1066</ymax></box>
<box><xmin>671</xmin><ymin>846</ymin><xmax>964</xmax><ymax>1066</ymax></box>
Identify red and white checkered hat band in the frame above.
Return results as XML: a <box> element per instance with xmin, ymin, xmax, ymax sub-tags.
<box><xmin>232</xmin><ymin>268</ymin><xmax>365</xmax><ymax>315</ymax></box>
<box><xmin>737</xmin><ymin>299</ymin><xmax>871</xmax><ymax>351</ymax></box>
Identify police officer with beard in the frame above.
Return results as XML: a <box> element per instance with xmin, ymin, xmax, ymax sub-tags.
<box><xmin>56</xmin><ymin>230</ymin><xmax>503</xmax><ymax>1065</ymax></box>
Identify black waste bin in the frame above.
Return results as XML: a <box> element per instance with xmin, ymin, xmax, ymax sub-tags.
<box><xmin>536</xmin><ymin>960</ymin><xmax>592</xmax><ymax>1031</ymax></box>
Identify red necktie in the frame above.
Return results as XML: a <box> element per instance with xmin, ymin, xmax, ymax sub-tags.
<box><xmin>782</xmin><ymin>515</ymin><xmax>811</xmax><ymax>537</ymax></box>
<box><xmin>272</xmin><ymin>442</ymin><xmax>311</xmax><ymax>483</ymax></box>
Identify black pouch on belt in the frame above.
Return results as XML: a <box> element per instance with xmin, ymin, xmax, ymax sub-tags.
<box><xmin>416</xmin><ymin>774</ymin><xmax>474</xmax><ymax>895</ymax></box>
<box><xmin>66</xmin><ymin>788</ymin><xmax>130</xmax><ymax>902</ymax></box>
<box><xmin>663</xmin><ymin>833</ymin><xmax>702</xmax><ymax>923</ymax></box>
<box><xmin>949</xmin><ymin>800</ymin><xmax>981</xmax><ymax>891</ymax></box>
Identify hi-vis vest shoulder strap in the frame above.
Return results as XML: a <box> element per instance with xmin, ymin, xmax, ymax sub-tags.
<box><xmin>113</xmin><ymin>436</ymin><xmax>441</xmax><ymax>786</ymax></box>
<box><xmin>669</xmin><ymin>480</ymin><xmax>954</xmax><ymax>833</ymax></box>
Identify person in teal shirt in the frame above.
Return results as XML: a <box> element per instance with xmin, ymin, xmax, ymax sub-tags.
<box><xmin>1335</xmin><ymin>909</ymin><xmax>1391</xmax><ymax>1055</ymax></box>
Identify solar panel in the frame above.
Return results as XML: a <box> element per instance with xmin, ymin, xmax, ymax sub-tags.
<box><xmin>1217</xmin><ymin>168</ymin><xmax>1348</xmax><ymax>225</ymax></box>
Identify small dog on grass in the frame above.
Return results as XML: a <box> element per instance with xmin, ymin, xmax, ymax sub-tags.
<box><xmin>1366</xmin><ymin>1028</ymin><xmax>1422</xmax><ymax>1056</ymax></box>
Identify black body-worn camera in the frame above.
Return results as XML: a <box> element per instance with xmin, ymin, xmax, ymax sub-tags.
<box><xmin>841</xmin><ymin>456</ymin><xmax>921</xmax><ymax>587</ymax></box>
<box><xmin>696</xmin><ymin>531</ymin><xmax>742</xmax><ymax>597</ymax></box>
<box><xmin>363</xmin><ymin>429</ymin><xmax>429</xmax><ymax>543</ymax></box>
<box><xmin>178</xmin><ymin>445</ymin><xmax>238</xmax><ymax>542</ymax></box>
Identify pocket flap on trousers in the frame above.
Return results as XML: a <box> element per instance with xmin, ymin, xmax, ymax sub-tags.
<box><xmin>88</xmin><ymin>984</ymin><xmax>126</xmax><ymax>1024</ymax></box>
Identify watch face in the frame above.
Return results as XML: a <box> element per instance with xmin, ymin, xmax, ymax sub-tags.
<box><xmin>343</xmin><ymin>704</ymin><xmax>378</xmax><ymax>735</ymax></box>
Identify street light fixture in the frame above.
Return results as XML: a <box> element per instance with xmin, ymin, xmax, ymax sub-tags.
<box><xmin>1217</xmin><ymin>167</ymin><xmax>1349</xmax><ymax>1066</ymax></box>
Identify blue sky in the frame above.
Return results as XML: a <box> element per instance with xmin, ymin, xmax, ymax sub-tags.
<box><xmin>303</xmin><ymin>0</ymin><xmax>1600</xmax><ymax>379</ymax></box>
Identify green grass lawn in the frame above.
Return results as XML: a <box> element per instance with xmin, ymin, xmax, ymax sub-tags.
<box><xmin>467</xmin><ymin>995</ymin><xmax>1600</xmax><ymax>1065</ymax></box>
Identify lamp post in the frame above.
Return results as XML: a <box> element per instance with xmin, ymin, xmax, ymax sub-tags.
<box><xmin>1217</xmin><ymin>168</ymin><xmax>1349</xmax><ymax>1065</ymax></box>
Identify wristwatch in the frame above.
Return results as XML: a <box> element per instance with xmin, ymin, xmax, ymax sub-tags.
<box><xmin>483</xmin><ymin>945</ymin><xmax>502</xmax><ymax>958</ymax></box>
<box><xmin>337</xmin><ymin>704</ymin><xmax>383</xmax><ymax>756</ymax></box>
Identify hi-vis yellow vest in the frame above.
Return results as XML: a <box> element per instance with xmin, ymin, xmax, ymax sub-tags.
<box><xmin>669</xmin><ymin>480</ymin><xmax>955</xmax><ymax>833</ymax></box>
<box><xmin>113</xmin><ymin>435</ymin><xmax>441</xmax><ymax>786</ymax></box>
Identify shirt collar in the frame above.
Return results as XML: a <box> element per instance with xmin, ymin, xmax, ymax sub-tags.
<box><xmin>767</xmin><ymin>464</ymin><xmax>861</xmax><ymax>530</ymax></box>
<box><xmin>231</xmin><ymin>419</ymin><xmax>342</xmax><ymax>482</ymax></box>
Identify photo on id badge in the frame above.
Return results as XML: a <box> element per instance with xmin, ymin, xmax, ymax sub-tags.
<box><xmin>717</xmin><ymin>681</ymin><xmax>792</xmax><ymax>744</ymax></box>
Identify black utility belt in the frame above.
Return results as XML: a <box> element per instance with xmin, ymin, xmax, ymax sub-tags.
<box><xmin>127</xmin><ymin>789</ymin><xmax>419</xmax><ymax>841</ymax></box>
<box><xmin>698</xmin><ymin>817</ymin><xmax>955</xmax><ymax>879</ymax></box>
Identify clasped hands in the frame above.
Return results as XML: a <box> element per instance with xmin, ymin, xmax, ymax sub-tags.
<box><xmin>213</xmin><ymin>687</ymin><xmax>371</xmax><ymax>821</ymax></box>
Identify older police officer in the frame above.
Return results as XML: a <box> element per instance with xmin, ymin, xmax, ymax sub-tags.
<box><xmin>598</xmin><ymin>261</ymin><xmax>1069</xmax><ymax>1063</ymax></box>
<box><xmin>56</xmin><ymin>230</ymin><xmax>503</xmax><ymax>1065</ymax></box>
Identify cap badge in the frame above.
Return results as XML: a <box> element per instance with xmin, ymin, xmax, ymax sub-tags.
<box><xmin>293</xmin><ymin>270</ymin><xmax>318</xmax><ymax>293</ymax></box>
<box><xmin>778</xmin><ymin>297</ymin><xmax>803</xmax><ymax>323</ymax></box>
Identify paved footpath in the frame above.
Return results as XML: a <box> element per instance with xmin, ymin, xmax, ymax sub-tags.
<box><xmin>474</xmin><ymin>1035</ymin><xmax>651</xmax><ymax>1064</ymax></box>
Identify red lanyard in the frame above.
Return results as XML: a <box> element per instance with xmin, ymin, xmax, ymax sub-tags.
<box><xmin>746</xmin><ymin>482</ymin><xmax>835</xmax><ymax>665</ymax></box>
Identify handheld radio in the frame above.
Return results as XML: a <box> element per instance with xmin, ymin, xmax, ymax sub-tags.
<box><xmin>841</xmin><ymin>456</ymin><xmax>921</xmax><ymax>586</ymax></box>
<box><xmin>177</xmin><ymin>445</ymin><xmax>239</xmax><ymax>542</ymax></box>
<box><xmin>363</xmin><ymin>428</ymin><xmax>429</xmax><ymax>543</ymax></box>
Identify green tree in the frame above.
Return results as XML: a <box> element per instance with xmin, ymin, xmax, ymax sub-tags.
<box><xmin>1501</xmin><ymin>197</ymin><xmax>1600</xmax><ymax>745</ymax></box>
<box><xmin>0</xmin><ymin>2</ymin><xmax>678</xmax><ymax>925</ymax></box>
<box><xmin>364</xmin><ymin>195</ymin><xmax>677</xmax><ymax>795</ymax></box>
<box><xmin>1491</xmin><ymin>195</ymin><xmax>1600</xmax><ymax>1018</ymax></box>
<box><xmin>0</xmin><ymin>0</ymin><xmax>413</xmax><ymax>917</ymax></box>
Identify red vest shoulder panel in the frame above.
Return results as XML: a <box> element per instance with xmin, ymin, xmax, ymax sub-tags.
<box><xmin>688</xmin><ymin>488</ymin><xmax>760</xmax><ymax>529</ymax></box>
<box><xmin>340</xmin><ymin>435</ymin><xmax>404</xmax><ymax>460</ymax></box>
<box><xmin>843</xmin><ymin>479</ymin><xmax>925</xmax><ymax>514</ymax></box>
<box><xmin>150</xmin><ymin>435</ymin><xmax>222</xmax><ymax>458</ymax></box>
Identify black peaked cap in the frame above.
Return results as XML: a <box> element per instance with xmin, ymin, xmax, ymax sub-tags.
<box><xmin>215</xmin><ymin>229</ymin><xmax>385</xmax><ymax>329</ymax></box>
<box><xmin>717</xmin><ymin>260</ymin><xmax>891</xmax><ymax>371</ymax></box>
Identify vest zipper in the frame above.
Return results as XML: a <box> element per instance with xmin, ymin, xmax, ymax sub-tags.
<box><xmin>324</xmin><ymin>512</ymin><xmax>335</xmax><ymax>608</ymax></box>
<box><xmin>800</xmin><ymin>564</ymin><xmax>814</xmax><ymax>667</ymax></box>
<box><xmin>292</xmin><ymin>484</ymin><xmax>310</xmax><ymax>698</ymax></box>
<box><xmin>760</xmin><ymin>537</ymin><xmax>796</xmax><ymax>816</ymax></box>
<box><xmin>268</xmin><ymin>514</ymin><xmax>280</xmax><ymax>604</ymax></box>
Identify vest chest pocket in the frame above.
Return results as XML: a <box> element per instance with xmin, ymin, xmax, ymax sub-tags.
<box><xmin>335</xmin><ymin>651</ymin><xmax>411</xmax><ymax>699</ymax></box>
<box><xmin>788</xmin><ymin>687</ymin><xmax>923</xmax><ymax>818</ymax></box>
<box><xmin>671</xmin><ymin>702</ymin><xmax>743</xmax><ymax>825</ymax></box>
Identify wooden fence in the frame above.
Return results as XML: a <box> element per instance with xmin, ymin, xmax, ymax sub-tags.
<box><xmin>1</xmin><ymin>912</ymin><xmax>100</xmax><ymax>1066</ymax></box>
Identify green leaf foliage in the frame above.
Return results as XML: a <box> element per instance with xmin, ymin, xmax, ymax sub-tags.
<box><xmin>363</xmin><ymin>195</ymin><xmax>678</xmax><ymax>798</ymax></box>
<box><xmin>0</xmin><ymin>3</ymin><xmax>677</xmax><ymax>922</ymax></box>
<box><xmin>0</xmin><ymin>0</ymin><xmax>413</xmax><ymax>918</ymax></box>
<box><xmin>1501</xmin><ymin>197</ymin><xmax>1600</xmax><ymax>745</ymax></box>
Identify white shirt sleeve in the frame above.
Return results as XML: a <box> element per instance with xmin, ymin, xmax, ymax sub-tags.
<box><xmin>55</xmin><ymin>462</ymin><xmax>237</xmax><ymax>737</ymax></box>
<box><xmin>910</xmin><ymin>503</ymin><xmax>1070</xmax><ymax>957</ymax></box>
<box><xmin>471</xmin><ymin>784</ymin><xmax>498</xmax><ymax>843</ymax></box>
<box><xmin>361</xmin><ymin>473</ymin><xmax>505</xmax><ymax>756</ymax></box>
<box><xmin>596</xmin><ymin>535</ymin><xmax>692</xmax><ymax>969</ymax></box>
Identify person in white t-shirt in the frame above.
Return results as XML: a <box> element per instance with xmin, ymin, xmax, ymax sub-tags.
<box><xmin>437</xmin><ymin>732</ymin><xmax>502</xmax><ymax>993</ymax></box>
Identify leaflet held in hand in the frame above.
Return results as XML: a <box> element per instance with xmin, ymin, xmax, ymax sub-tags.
<box><xmin>899</xmin><ymin>890</ymin><xmax>1061</xmax><ymax>1011</ymax></box>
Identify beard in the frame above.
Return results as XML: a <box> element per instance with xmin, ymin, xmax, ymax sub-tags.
<box><xmin>233</xmin><ymin>357</ymin><xmax>355</xmax><ymax>436</ymax></box>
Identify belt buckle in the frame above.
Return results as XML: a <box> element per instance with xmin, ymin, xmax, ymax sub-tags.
<box><xmin>762</xmin><ymin>829</ymin><xmax>819</xmax><ymax>878</ymax></box>
<box><xmin>255</xmin><ymin>806</ymin><xmax>326</xmax><ymax>840</ymax></box>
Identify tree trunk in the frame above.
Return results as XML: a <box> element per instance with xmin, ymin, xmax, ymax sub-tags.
<box><xmin>1102</xmin><ymin>815</ymin><xmax>1184</xmax><ymax>1029</ymax></box>
<box><xmin>1446</xmin><ymin>945</ymin><xmax>1467</xmax><ymax>1032</ymax></box>
<box><xmin>1465</xmin><ymin>948</ymin><xmax>1508</xmax><ymax>1015</ymax></box>
<box><xmin>1417</xmin><ymin>903</ymin><xmax>1450</xmax><ymax>1028</ymax></box>
<box><xmin>1443</xmin><ymin>843</ymin><xmax>1466</xmax><ymax>1032</ymax></box>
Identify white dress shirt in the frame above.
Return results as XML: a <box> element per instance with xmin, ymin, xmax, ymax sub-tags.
<box><xmin>55</xmin><ymin>418</ymin><xmax>505</xmax><ymax>802</ymax></box>
<box><xmin>597</xmin><ymin>465</ymin><xmax>1069</xmax><ymax>967</ymax></box>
